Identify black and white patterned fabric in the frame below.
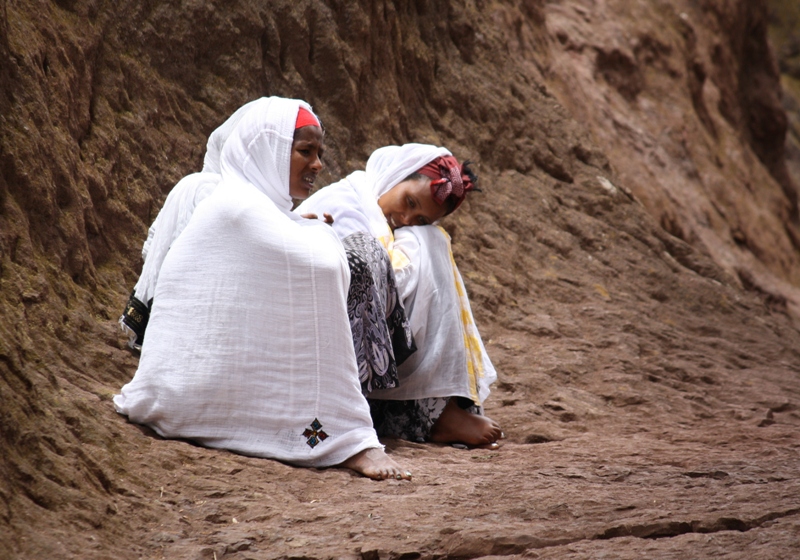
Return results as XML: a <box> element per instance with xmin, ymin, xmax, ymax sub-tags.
<box><xmin>343</xmin><ymin>232</ymin><xmax>415</xmax><ymax>394</ymax></box>
<box><xmin>369</xmin><ymin>397</ymin><xmax>483</xmax><ymax>442</ymax></box>
<box><xmin>119</xmin><ymin>291</ymin><xmax>151</xmax><ymax>351</ymax></box>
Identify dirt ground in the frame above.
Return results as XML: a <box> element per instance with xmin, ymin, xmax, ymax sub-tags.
<box><xmin>3</xmin><ymin>1</ymin><xmax>800</xmax><ymax>558</ymax></box>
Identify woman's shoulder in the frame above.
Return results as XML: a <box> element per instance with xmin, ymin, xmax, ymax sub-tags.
<box><xmin>296</xmin><ymin>171</ymin><xmax>363</xmax><ymax>214</ymax></box>
<box><xmin>313</xmin><ymin>171</ymin><xmax>365</xmax><ymax>200</ymax></box>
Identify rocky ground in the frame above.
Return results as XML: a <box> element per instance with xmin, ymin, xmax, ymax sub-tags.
<box><xmin>2</xmin><ymin>1</ymin><xmax>800</xmax><ymax>558</ymax></box>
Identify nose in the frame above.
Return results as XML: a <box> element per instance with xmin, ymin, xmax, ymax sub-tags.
<box><xmin>310</xmin><ymin>154</ymin><xmax>322</xmax><ymax>172</ymax></box>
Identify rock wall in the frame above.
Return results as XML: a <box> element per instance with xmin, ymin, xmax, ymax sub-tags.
<box><xmin>544</xmin><ymin>0</ymin><xmax>800</xmax><ymax>311</ymax></box>
<box><xmin>2</xmin><ymin>1</ymin><xmax>800</xmax><ymax>558</ymax></box>
<box><xmin>770</xmin><ymin>0</ymin><xmax>800</xmax><ymax>215</ymax></box>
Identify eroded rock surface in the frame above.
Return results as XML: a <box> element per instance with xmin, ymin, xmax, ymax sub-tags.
<box><xmin>2</xmin><ymin>1</ymin><xmax>800</xmax><ymax>558</ymax></box>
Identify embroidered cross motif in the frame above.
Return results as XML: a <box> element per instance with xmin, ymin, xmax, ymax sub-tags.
<box><xmin>303</xmin><ymin>418</ymin><xmax>329</xmax><ymax>448</ymax></box>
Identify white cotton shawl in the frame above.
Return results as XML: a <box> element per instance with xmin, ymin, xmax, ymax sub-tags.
<box><xmin>135</xmin><ymin>172</ymin><xmax>221</xmax><ymax>305</ymax></box>
<box><xmin>370</xmin><ymin>225</ymin><xmax>497</xmax><ymax>403</ymax></box>
<box><xmin>135</xmin><ymin>99</ymin><xmax>263</xmax><ymax>306</ymax></box>
<box><xmin>202</xmin><ymin>98</ymin><xmax>261</xmax><ymax>174</ymax></box>
<box><xmin>297</xmin><ymin>143</ymin><xmax>497</xmax><ymax>405</ymax></box>
<box><xmin>114</xmin><ymin>97</ymin><xmax>381</xmax><ymax>467</ymax></box>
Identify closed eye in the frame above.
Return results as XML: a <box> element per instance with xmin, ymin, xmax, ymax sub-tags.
<box><xmin>407</xmin><ymin>196</ymin><xmax>416</xmax><ymax>209</ymax></box>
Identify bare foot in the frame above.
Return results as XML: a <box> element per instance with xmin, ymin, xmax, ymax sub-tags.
<box><xmin>339</xmin><ymin>447</ymin><xmax>412</xmax><ymax>481</ymax></box>
<box><xmin>429</xmin><ymin>399</ymin><xmax>503</xmax><ymax>447</ymax></box>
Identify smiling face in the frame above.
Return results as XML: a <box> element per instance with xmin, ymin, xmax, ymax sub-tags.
<box><xmin>377</xmin><ymin>175</ymin><xmax>448</xmax><ymax>231</ymax></box>
<box><xmin>289</xmin><ymin>125</ymin><xmax>324</xmax><ymax>200</ymax></box>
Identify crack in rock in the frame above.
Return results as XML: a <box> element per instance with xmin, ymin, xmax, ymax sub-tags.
<box><xmin>596</xmin><ymin>507</ymin><xmax>800</xmax><ymax>540</ymax></box>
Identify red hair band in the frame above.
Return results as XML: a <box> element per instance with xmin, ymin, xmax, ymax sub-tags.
<box><xmin>295</xmin><ymin>107</ymin><xmax>320</xmax><ymax>129</ymax></box>
<box><xmin>417</xmin><ymin>155</ymin><xmax>476</xmax><ymax>213</ymax></box>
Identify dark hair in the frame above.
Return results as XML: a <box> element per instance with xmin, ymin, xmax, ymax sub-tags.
<box><xmin>444</xmin><ymin>161</ymin><xmax>480</xmax><ymax>214</ymax></box>
<box><xmin>402</xmin><ymin>171</ymin><xmax>426</xmax><ymax>182</ymax></box>
<box><xmin>461</xmin><ymin>160</ymin><xmax>479</xmax><ymax>190</ymax></box>
<box><xmin>292</xmin><ymin>125</ymin><xmax>325</xmax><ymax>141</ymax></box>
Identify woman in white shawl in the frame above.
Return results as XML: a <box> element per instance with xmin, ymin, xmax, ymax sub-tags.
<box><xmin>114</xmin><ymin>97</ymin><xmax>411</xmax><ymax>480</ymax></box>
<box><xmin>296</xmin><ymin>144</ymin><xmax>502</xmax><ymax>448</ymax></box>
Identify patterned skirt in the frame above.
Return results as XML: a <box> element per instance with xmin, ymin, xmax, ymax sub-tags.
<box><xmin>369</xmin><ymin>397</ymin><xmax>483</xmax><ymax>443</ymax></box>
<box><xmin>343</xmin><ymin>232</ymin><xmax>415</xmax><ymax>394</ymax></box>
<box><xmin>344</xmin><ymin>232</ymin><xmax>487</xmax><ymax>442</ymax></box>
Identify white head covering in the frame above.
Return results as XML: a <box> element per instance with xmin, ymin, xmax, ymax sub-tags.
<box><xmin>296</xmin><ymin>143</ymin><xmax>450</xmax><ymax>247</ymax></box>
<box><xmin>143</xmin><ymin>100</ymin><xmax>261</xmax><ymax>264</ymax></box>
<box><xmin>202</xmin><ymin>99</ymin><xmax>261</xmax><ymax>174</ymax></box>
<box><xmin>115</xmin><ymin>97</ymin><xmax>381</xmax><ymax>467</ymax></box>
<box><xmin>220</xmin><ymin>96</ymin><xmax>314</xmax><ymax>215</ymax></box>
<box><xmin>365</xmin><ymin>143</ymin><xmax>451</xmax><ymax>199</ymax></box>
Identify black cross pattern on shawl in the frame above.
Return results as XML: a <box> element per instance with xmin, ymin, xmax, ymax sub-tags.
<box><xmin>303</xmin><ymin>418</ymin><xmax>329</xmax><ymax>448</ymax></box>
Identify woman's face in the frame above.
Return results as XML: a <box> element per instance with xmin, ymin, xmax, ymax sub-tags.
<box><xmin>289</xmin><ymin>126</ymin><xmax>324</xmax><ymax>199</ymax></box>
<box><xmin>377</xmin><ymin>176</ymin><xmax>447</xmax><ymax>231</ymax></box>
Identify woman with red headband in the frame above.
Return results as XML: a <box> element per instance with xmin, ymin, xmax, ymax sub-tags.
<box><xmin>297</xmin><ymin>144</ymin><xmax>503</xmax><ymax>448</ymax></box>
<box><xmin>116</xmin><ymin>97</ymin><xmax>411</xmax><ymax>480</ymax></box>
<box><xmin>121</xmin><ymin>101</ymin><xmax>330</xmax><ymax>349</ymax></box>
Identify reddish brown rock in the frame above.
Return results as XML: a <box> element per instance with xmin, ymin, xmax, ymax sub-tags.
<box><xmin>1</xmin><ymin>1</ymin><xmax>800</xmax><ymax>558</ymax></box>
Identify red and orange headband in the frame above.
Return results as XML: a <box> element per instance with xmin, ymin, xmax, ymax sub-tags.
<box><xmin>416</xmin><ymin>155</ymin><xmax>476</xmax><ymax>214</ymax></box>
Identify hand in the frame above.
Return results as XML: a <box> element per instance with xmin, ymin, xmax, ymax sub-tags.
<box><xmin>300</xmin><ymin>213</ymin><xmax>335</xmax><ymax>225</ymax></box>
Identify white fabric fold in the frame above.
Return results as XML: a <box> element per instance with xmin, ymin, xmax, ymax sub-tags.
<box><xmin>371</xmin><ymin>225</ymin><xmax>497</xmax><ymax>403</ymax></box>
<box><xmin>114</xmin><ymin>96</ymin><xmax>381</xmax><ymax>467</ymax></box>
<box><xmin>135</xmin><ymin>172</ymin><xmax>221</xmax><ymax>306</ymax></box>
<box><xmin>202</xmin><ymin>98</ymin><xmax>261</xmax><ymax>174</ymax></box>
<box><xmin>135</xmin><ymin>98</ymin><xmax>262</xmax><ymax>306</ymax></box>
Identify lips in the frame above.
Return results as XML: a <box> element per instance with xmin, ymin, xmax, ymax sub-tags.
<box><xmin>301</xmin><ymin>173</ymin><xmax>317</xmax><ymax>190</ymax></box>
